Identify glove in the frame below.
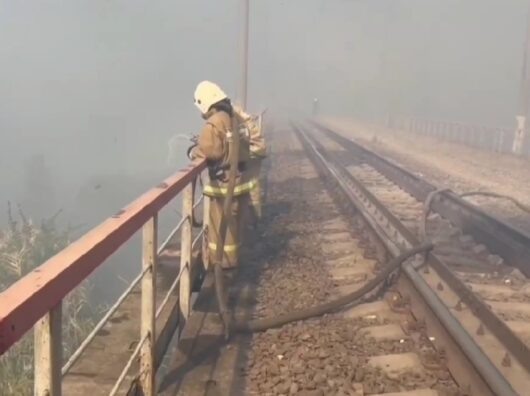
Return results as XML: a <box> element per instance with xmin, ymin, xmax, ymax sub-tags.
<box><xmin>187</xmin><ymin>144</ymin><xmax>197</xmax><ymax>160</ymax></box>
<box><xmin>185</xmin><ymin>134</ymin><xmax>198</xmax><ymax>160</ymax></box>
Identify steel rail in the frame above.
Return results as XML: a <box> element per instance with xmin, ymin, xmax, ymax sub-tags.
<box><xmin>108</xmin><ymin>333</ymin><xmax>149</xmax><ymax>396</ymax></box>
<box><xmin>313</xmin><ymin>120</ymin><xmax>530</xmax><ymax>277</ymax></box>
<box><xmin>63</xmin><ymin>218</ymin><xmax>206</xmax><ymax>374</ymax></box>
<box><xmin>309</xmin><ymin>121</ymin><xmax>530</xmax><ymax>372</ymax></box>
<box><xmin>62</xmin><ymin>265</ymin><xmax>151</xmax><ymax>375</ymax></box>
<box><xmin>293</xmin><ymin>122</ymin><xmax>518</xmax><ymax>396</ymax></box>
<box><xmin>155</xmin><ymin>227</ymin><xmax>204</xmax><ymax>321</ymax></box>
<box><xmin>157</xmin><ymin>194</ymin><xmax>204</xmax><ymax>255</ymax></box>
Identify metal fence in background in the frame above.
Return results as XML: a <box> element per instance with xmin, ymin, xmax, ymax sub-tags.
<box><xmin>390</xmin><ymin>116</ymin><xmax>530</xmax><ymax>157</ymax></box>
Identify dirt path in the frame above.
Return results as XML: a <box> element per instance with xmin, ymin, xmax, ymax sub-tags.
<box><xmin>320</xmin><ymin>117</ymin><xmax>530</xmax><ymax>234</ymax></box>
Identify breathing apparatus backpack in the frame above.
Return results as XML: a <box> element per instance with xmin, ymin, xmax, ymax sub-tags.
<box><xmin>234</xmin><ymin>107</ymin><xmax>266</xmax><ymax>159</ymax></box>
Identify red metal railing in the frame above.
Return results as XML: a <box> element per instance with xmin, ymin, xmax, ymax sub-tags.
<box><xmin>0</xmin><ymin>159</ymin><xmax>206</xmax><ymax>395</ymax></box>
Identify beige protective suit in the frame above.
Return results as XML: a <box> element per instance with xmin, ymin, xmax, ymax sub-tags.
<box><xmin>193</xmin><ymin>110</ymin><xmax>255</xmax><ymax>268</ymax></box>
<box><xmin>233</xmin><ymin>105</ymin><xmax>267</xmax><ymax>225</ymax></box>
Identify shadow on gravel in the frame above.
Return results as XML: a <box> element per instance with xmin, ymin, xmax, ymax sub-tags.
<box><xmin>224</xmin><ymin>199</ymin><xmax>298</xmax><ymax>395</ymax></box>
<box><xmin>158</xmin><ymin>334</ymin><xmax>225</xmax><ymax>395</ymax></box>
<box><xmin>158</xmin><ymin>169</ymin><xmax>320</xmax><ymax>395</ymax></box>
<box><xmin>158</xmin><ymin>204</ymin><xmax>296</xmax><ymax>395</ymax></box>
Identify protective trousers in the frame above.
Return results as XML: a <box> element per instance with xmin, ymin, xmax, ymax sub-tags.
<box><xmin>208</xmin><ymin>193</ymin><xmax>250</xmax><ymax>269</ymax></box>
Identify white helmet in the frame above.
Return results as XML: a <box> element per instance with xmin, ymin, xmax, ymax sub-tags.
<box><xmin>194</xmin><ymin>81</ymin><xmax>228</xmax><ymax>114</ymax></box>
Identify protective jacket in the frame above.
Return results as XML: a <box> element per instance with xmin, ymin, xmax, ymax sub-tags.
<box><xmin>193</xmin><ymin>110</ymin><xmax>255</xmax><ymax>197</ymax></box>
<box><xmin>233</xmin><ymin>105</ymin><xmax>267</xmax><ymax>159</ymax></box>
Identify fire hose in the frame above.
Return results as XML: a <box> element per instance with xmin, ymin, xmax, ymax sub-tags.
<box><xmin>215</xmin><ymin>125</ymin><xmax>432</xmax><ymax>336</ymax></box>
<box><xmin>210</xmin><ymin>134</ymin><xmax>529</xmax><ymax>338</ymax></box>
<box><xmin>213</xmin><ymin>125</ymin><xmax>240</xmax><ymax>340</ymax></box>
<box><xmin>208</xmin><ymin>125</ymin><xmax>435</xmax><ymax>339</ymax></box>
<box><xmin>187</xmin><ymin>130</ymin><xmax>237</xmax><ymax>339</ymax></box>
<box><xmin>420</xmin><ymin>188</ymin><xmax>530</xmax><ymax>243</ymax></box>
<box><xmin>231</xmin><ymin>243</ymin><xmax>433</xmax><ymax>333</ymax></box>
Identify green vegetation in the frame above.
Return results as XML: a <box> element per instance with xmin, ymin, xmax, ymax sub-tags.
<box><xmin>0</xmin><ymin>204</ymin><xmax>97</xmax><ymax>395</ymax></box>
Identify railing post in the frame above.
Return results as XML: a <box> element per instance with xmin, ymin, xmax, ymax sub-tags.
<box><xmin>481</xmin><ymin>128</ymin><xmax>495</xmax><ymax>151</ymax></box>
<box><xmin>513</xmin><ymin>115</ymin><xmax>526</xmax><ymax>155</ymax></box>
<box><xmin>34</xmin><ymin>303</ymin><xmax>62</xmax><ymax>396</ymax></box>
<box><xmin>499</xmin><ymin>129</ymin><xmax>506</xmax><ymax>152</ymax></box>
<box><xmin>202</xmin><ymin>190</ymin><xmax>211</xmax><ymax>271</ymax></box>
<box><xmin>179</xmin><ymin>181</ymin><xmax>194</xmax><ymax>322</ymax></box>
<box><xmin>494</xmin><ymin>129</ymin><xmax>500</xmax><ymax>152</ymax></box>
<box><xmin>140</xmin><ymin>214</ymin><xmax>157</xmax><ymax>395</ymax></box>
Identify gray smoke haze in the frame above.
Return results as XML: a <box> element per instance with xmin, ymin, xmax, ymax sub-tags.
<box><xmin>1</xmin><ymin>0</ymin><xmax>241</xmax><ymax>226</ymax></box>
<box><xmin>1</xmin><ymin>0</ymin><xmax>243</xmax><ymax>301</ymax></box>
<box><xmin>0</xmin><ymin>0</ymin><xmax>527</xmax><ymax>244</ymax></box>
<box><xmin>1</xmin><ymin>0</ymin><xmax>528</xmax><ymax>226</ymax></box>
<box><xmin>250</xmin><ymin>0</ymin><xmax>529</xmax><ymax>125</ymax></box>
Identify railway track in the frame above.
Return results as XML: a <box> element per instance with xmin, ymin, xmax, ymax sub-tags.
<box><xmin>293</xmin><ymin>121</ymin><xmax>530</xmax><ymax>395</ymax></box>
<box><xmin>242</xmin><ymin>129</ymin><xmax>459</xmax><ymax>396</ymax></box>
<box><xmin>161</xmin><ymin>125</ymin><xmax>465</xmax><ymax>395</ymax></box>
<box><xmin>161</xmin><ymin>122</ymin><xmax>529</xmax><ymax>395</ymax></box>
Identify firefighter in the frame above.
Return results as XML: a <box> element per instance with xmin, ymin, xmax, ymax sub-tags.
<box><xmin>233</xmin><ymin>105</ymin><xmax>266</xmax><ymax>228</ymax></box>
<box><xmin>190</xmin><ymin>81</ymin><xmax>256</xmax><ymax>268</ymax></box>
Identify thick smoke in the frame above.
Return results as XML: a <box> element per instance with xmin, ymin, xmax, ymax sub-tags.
<box><xmin>1</xmin><ymin>0</ymin><xmax>527</xmax><ymax>298</ymax></box>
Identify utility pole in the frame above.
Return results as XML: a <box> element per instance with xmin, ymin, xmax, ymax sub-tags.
<box><xmin>312</xmin><ymin>98</ymin><xmax>319</xmax><ymax>117</ymax></box>
<box><xmin>240</xmin><ymin>0</ymin><xmax>250</xmax><ymax>109</ymax></box>
<box><xmin>514</xmin><ymin>1</ymin><xmax>530</xmax><ymax>155</ymax></box>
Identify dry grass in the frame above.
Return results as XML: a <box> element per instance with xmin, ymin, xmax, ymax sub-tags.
<box><xmin>0</xmin><ymin>204</ymin><xmax>98</xmax><ymax>394</ymax></box>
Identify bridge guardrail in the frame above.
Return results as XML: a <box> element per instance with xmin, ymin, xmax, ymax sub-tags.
<box><xmin>391</xmin><ymin>116</ymin><xmax>529</xmax><ymax>156</ymax></box>
<box><xmin>0</xmin><ymin>158</ymin><xmax>207</xmax><ymax>395</ymax></box>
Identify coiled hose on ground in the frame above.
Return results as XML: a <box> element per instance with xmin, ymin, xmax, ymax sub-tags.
<box><xmin>213</xmin><ymin>123</ymin><xmax>530</xmax><ymax>336</ymax></box>
<box><xmin>215</xmin><ymin>145</ymin><xmax>528</xmax><ymax>337</ymax></box>
<box><xmin>231</xmin><ymin>243</ymin><xmax>433</xmax><ymax>333</ymax></box>
<box><xmin>213</xmin><ymin>126</ymin><xmax>434</xmax><ymax>338</ymax></box>
<box><xmin>420</xmin><ymin>188</ymin><xmax>530</xmax><ymax>243</ymax></box>
<box><xmin>231</xmin><ymin>188</ymin><xmax>529</xmax><ymax>334</ymax></box>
